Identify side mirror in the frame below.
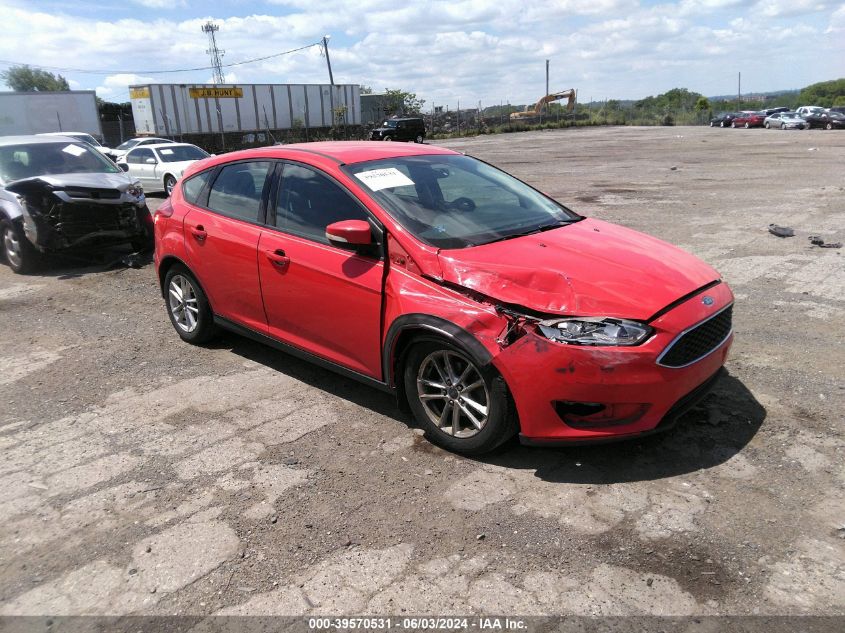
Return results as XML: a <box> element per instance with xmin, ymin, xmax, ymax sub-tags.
<box><xmin>118</xmin><ymin>163</ymin><xmax>129</xmax><ymax>172</ymax></box>
<box><xmin>325</xmin><ymin>220</ymin><xmax>372</xmax><ymax>248</ymax></box>
<box><xmin>145</xmin><ymin>157</ymin><xmax>157</xmax><ymax>164</ymax></box>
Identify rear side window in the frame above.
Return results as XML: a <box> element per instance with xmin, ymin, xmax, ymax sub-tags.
<box><xmin>182</xmin><ymin>170</ymin><xmax>212</xmax><ymax>205</ymax></box>
<box><xmin>128</xmin><ymin>148</ymin><xmax>155</xmax><ymax>164</ymax></box>
<box><xmin>275</xmin><ymin>163</ymin><xmax>371</xmax><ymax>244</ymax></box>
<box><xmin>207</xmin><ymin>161</ymin><xmax>271</xmax><ymax>223</ymax></box>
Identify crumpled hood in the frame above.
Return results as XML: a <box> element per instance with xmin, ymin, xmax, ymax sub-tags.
<box><xmin>436</xmin><ymin>218</ymin><xmax>720</xmax><ymax>321</ymax></box>
<box><xmin>7</xmin><ymin>171</ymin><xmax>135</xmax><ymax>191</ymax></box>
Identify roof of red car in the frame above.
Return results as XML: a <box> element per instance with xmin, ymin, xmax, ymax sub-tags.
<box><xmin>215</xmin><ymin>141</ymin><xmax>458</xmax><ymax>166</ymax></box>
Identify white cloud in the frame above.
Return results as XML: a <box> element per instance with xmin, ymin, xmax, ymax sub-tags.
<box><xmin>0</xmin><ymin>0</ymin><xmax>842</xmax><ymax>107</ymax></box>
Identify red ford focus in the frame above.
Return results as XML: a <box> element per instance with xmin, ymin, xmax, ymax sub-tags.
<box><xmin>154</xmin><ymin>142</ymin><xmax>733</xmax><ymax>454</ymax></box>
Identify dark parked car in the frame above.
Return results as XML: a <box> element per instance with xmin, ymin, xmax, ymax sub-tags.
<box><xmin>0</xmin><ymin>135</ymin><xmax>152</xmax><ymax>273</ymax></box>
<box><xmin>761</xmin><ymin>107</ymin><xmax>790</xmax><ymax>116</ymax></box>
<box><xmin>829</xmin><ymin>106</ymin><xmax>845</xmax><ymax>115</ymax></box>
<box><xmin>803</xmin><ymin>112</ymin><xmax>845</xmax><ymax>129</ymax></box>
<box><xmin>731</xmin><ymin>111</ymin><xmax>766</xmax><ymax>128</ymax></box>
<box><xmin>370</xmin><ymin>117</ymin><xmax>426</xmax><ymax>143</ymax></box>
<box><xmin>709</xmin><ymin>112</ymin><xmax>742</xmax><ymax>127</ymax></box>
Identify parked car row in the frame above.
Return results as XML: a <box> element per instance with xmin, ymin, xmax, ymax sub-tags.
<box><xmin>710</xmin><ymin>106</ymin><xmax>845</xmax><ymax>130</ymax></box>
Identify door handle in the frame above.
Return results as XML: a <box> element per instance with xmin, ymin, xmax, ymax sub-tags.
<box><xmin>266</xmin><ymin>248</ymin><xmax>290</xmax><ymax>268</ymax></box>
<box><xmin>190</xmin><ymin>225</ymin><xmax>207</xmax><ymax>242</ymax></box>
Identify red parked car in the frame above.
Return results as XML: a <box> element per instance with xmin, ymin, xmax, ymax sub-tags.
<box><xmin>154</xmin><ymin>142</ymin><xmax>733</xmax><ymax>454</ymax></box>
<box><xmin>731</xmin><ymin>111</ymin><xmax>766</xmax><ymax>128</ymax></box>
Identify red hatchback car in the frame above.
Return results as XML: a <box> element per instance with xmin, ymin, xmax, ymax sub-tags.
<box><xmin>731</xmin><ymin>112</ymin><xmax>766</xmax><ymax>128</ymax></box>
<box><xmin>154</xmin><ymin>142</ymin><xmax>733</xmax><ymax>454</ymax></box>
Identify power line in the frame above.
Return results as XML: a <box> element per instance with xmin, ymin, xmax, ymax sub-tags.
<box><xmin>0</xmin><ymin>41</ymin><xmax>322</xmax><ymax>77</ymax></box>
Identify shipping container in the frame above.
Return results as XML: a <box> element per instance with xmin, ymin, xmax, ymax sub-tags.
<box><xmin>0</xmin><ymin>91</ymin><xmax>103</xmax><ymax>138</ymax></box>
<box><xmin>130</xmin><ymin>83</ymin><xmax>361</xmax><ymax>136</ymax></box>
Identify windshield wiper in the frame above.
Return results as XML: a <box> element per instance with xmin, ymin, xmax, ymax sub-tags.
<box><xmin>479</xmin><ymin>218</ymin><xmax>578</xmax><ymax>245</ymax></box>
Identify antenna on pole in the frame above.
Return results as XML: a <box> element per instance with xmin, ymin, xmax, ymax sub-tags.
<box><xmin>202</xmin><ymin>22</ymin><xmax>226</xmax><ymax>84</ymax></box>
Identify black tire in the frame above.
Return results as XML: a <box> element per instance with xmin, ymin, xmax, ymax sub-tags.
<box><xmin>164</xmin><ymin>175</ymin><xmax>177</xmax><ymax>196</ymax></box>
<box><xmin>163</xmin><ymin>264</ymin><xmax>217</xmax><ymax>344</ymax></box>
<box><xmin>765</xmin><ymin>122</ymin><xmax>770</xmax><ymax>129</ymax></box>
<box><xmin>744</xmin><ymin>122</ymin><xmax>750</xmax><ymax>129</ymax></box>
<box><xmin>1</xmin><ymin>219</ymin><xmax>39</xmax><ymax>274</ymax></box>
<box><xmin>414</xmin><ymin>134</ymin><xmax>425</xmax><ymax>143</ymax></box>
<box><xmin>383</xmin><ymin>135</ymin><xmax>392</xmax><ymax>142</ymax></box>
<box><xmin>403</xmin><ymin>340</ymin><xmax>517</xmax><ymax>455</ymax></box>
<box><xmin>731</xmin><ymin>121</ymin><xmax>737</xmax><ymax>128</ymax></box>
<box><xmin>709</xmin><ymin>121</ymin><xmax>714</xmax><ymax>127</ymax></box>
<box><xmin>826</xmin><ymin>123</ymin><xmax>833</xmax><ymax>130</ymax></box>
<box><xmin>720</xmin><ymin>121</ymin><xmax>726</xmax><ymax>127</ymax></box>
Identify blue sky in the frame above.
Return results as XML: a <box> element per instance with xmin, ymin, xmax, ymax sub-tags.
<box><xmin>1</xmin><ymin>0</ymin><xmax>843</xmax><ymax>106</ymax></box>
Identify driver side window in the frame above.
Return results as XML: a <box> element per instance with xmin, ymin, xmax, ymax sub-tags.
<box><xmin>275</xmin><ymin>163</ymin><xmax>372</xmax><ymax>246</ymax></box>
<box><xmin>128</xmin><ymin>148</ymin><xmax>154</xmax><ymax>164</ymax></box>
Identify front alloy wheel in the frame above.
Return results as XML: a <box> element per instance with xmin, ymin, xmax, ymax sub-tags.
<box><xmin>404</xmin><ymin>341</ymin><xmax>517</xmax><ymax>454</ymax></box>
<box><xmin>417</xmin><ymin>350</ymin><xmax>490</xmax><ymax>438</ymax></box>
<box><xmin>165</xmin><ymin>175</ymin><xmax>177</xmax><ymax>196</ymax></box>
<box><xmin>1</xmin><ymin>220</ymin><xmax>37</xmax><ymax>274</ymax></box>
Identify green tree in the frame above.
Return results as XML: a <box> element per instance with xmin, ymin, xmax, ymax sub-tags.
<box><xmin>0</xmin><ymin>65</ymin><xmax>70</xmax><ymax>91</ymax></box>
<box><xmin>695</xmin><ymin>96</ymin><xmax>711</xmax><ymax>112</ymax></box>
<box><xmin>796</xmin><ymin>78</ymin><xmax>845</xmax><ymax>107</ymax></box>
<box><xmin>382</xmin><ymin>89</ymin><xmax>425</xmax><ymax>115</ymax></box>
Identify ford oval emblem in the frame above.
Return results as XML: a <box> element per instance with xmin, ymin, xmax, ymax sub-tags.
<box><xmin>702</xmin><ymin>296</ymin><xmax>714</xmax><ymax>306</ymax></box>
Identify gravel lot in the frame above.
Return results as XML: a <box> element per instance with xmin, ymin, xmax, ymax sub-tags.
<box><xmin>0</xmin><ymin>126</ymin><xmax>842</xmax><ymax>618</ymax></box>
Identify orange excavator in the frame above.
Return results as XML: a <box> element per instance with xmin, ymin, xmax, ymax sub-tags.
<box><xmin>510</xmin><ymin>89</ymin><xmax>576</xmax><ymax>121</ymax></box>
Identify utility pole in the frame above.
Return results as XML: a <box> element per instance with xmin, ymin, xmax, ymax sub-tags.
<box><xmin>738</xmin><ymin>71</ymin><xmax>741</xmax><ymax>103</ymax></box>
<box><xmin>543</xmin><ymin>59</ymin><xmax>549</xmax><ymax>123</ymax></box>
<box><xmin>202</xmin><ymin>22</ymin><xmax>226</xmax><ymax>84</ymax></box>
<box><xmin>322</xmin><ymin>35</ymin><xmax>334</xmax><ymax>85</ymax></box>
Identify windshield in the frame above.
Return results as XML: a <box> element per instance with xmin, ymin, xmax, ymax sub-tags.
<box><xmin>0</xmin><ymin>142</ymin><xmax>120</xmax><ymax>183</ymax></box>
<box><xmin>68</xmin><ymin>133</ymin><xmax>101</xmax><ymax>147</ymax></box>
<box><xmin>382</xmin><ymin>121</ymin><xmax>398</xmax><ymax>128</ymax></box>
<box><xmin>156</xmin><ymin>145</ymin><xmax>209</xmax><ymax>163</ymax></box>
<box><xmin>117</xmin><ymin>139</ymin><xmax>140</xmax><ymax>150</ymax></box>
<box><xmin>344</xmin><ymin>154</ymin><xmax>581</xmax><ymax>249</ymax></box>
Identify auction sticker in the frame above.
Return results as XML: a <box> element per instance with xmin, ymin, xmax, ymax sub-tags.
<box><xmin>354</xmin><ymin>168</ymin><xmax>414</xmax><ymax>191</ymax></box>
<box><xmin>62</xmin><ymin>144</ymin><xmax>86</xmax><ymax>157</ymax></box>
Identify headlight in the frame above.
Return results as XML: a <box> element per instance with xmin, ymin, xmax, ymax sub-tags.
<box><xmin>127</xmin><ymin>183</ymin><xmax>144</xmax><ymax>198</ymax></box>
<box><xmin>538</xmin><ymin>317</ymin><xmax>652</xmax><ymax>346</ymax></box>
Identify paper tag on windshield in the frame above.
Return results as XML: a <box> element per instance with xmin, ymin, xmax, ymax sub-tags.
<box><xmin>62</xmin><ymin>144</ymin><xmax>86</xmax><ymax>157</ymax></box>
<box><xmin>160</xmin><ymin>148</ymin><xmax>174</xmax><ymax>155</ymax></box>
<box><xmin>354</xmin><ymin>168</ymin><xmax>414</xmax><ymax>191</ymax></box>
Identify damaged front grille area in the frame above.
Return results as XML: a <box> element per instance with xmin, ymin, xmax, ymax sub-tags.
<box><xmin>657</xmin><ymin>304</ymin><xmax>733</xmax><ymax>368</ymax></box>
<box><xmin>48</xmin><ymin>200</ymin><xmax>142</xmax><ymax>246</ymax></box>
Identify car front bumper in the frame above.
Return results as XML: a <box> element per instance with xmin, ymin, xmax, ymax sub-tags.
<box><xmin>493</xmin><ymin>281</ymin><xmax>735</xmax><ymax>443</ymax></box>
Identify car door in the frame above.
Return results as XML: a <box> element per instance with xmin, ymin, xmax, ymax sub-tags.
<box><xmin>257</xmin><ymin>161</ymin><xmax>385</xmax><ymax>378</ymax></box>
<box><xmin>183</xmin><ymin>160</ymin><xmax>274</xmax><ymax>333</ymax></box>
<box><xmin>127</xmin><ymin>148</ymin><xmax>159</xmax><ymax>190</ymax></box>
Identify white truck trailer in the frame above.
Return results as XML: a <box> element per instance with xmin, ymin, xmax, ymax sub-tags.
<box><xmin>0</xmin><ymin>91</ymin><xmax>103</xmax><ymax>139</ymax></box>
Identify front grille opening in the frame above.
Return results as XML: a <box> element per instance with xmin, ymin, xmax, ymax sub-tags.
<box><xmin>659</xmin><ymin>305</ymin><xmax>733</xmax><ymax>368</ymax></box>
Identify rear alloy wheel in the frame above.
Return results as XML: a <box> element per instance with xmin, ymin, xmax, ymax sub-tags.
<box><xmin>1</xmin><ymin>219</ymin><xmax>38</xmax><ymax>274</ymax></box>
<box><xmin>404</xmin><ymin>341</ymin><xmax>517</xmax><ymax>455</ymax></box>
<box><xmin>709</xmin><ymin>121</ymin><xmax>714</xmax><ymax>127</ymax></box>
<box><xmin>383</xmin><ymin>135</ymin><xmax>392</xmax><ymax>142</ymax></box>
<box><xmin>744</xmin><ymin>122</ymin><xmax>750</xmax><ymax>129</ymax></box>
<box><xmin>765</xmin><ymin>122</ymin><xmax>770</xmax><ymax>129</ymax></box>
<box><xmin>720</xmin><ymin>121</ymin><xmax>726</xmax><ymax>127</ymax></box>
<box><xmin>164</xmin><ymin>265</ymin><xmax>216</xmax><ymax>344</ymax></box>
<box><xmin>164</xmin><ymin>175</ymin><xmax>177</xmax><ymax>196</ymax></box>
<box><xmin>731</xmin><ymin>121</ymin><xmax>737</xmax><ymax>128</ymax></box>
<box><xmin>414</xmin><ymin>134</ymin><xmax>424</xmax><ymax>143</ymax></box>
<box><xmin>826</xmin><ymin>122</ymin><xmax>833</xmax><ymax>130</ymax></box>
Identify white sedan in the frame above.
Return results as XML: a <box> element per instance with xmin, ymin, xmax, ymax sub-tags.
<box><xmin>118</xmin><ymin>143</ymin><xmax>209</xmax><ymax>195</ymax></box>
